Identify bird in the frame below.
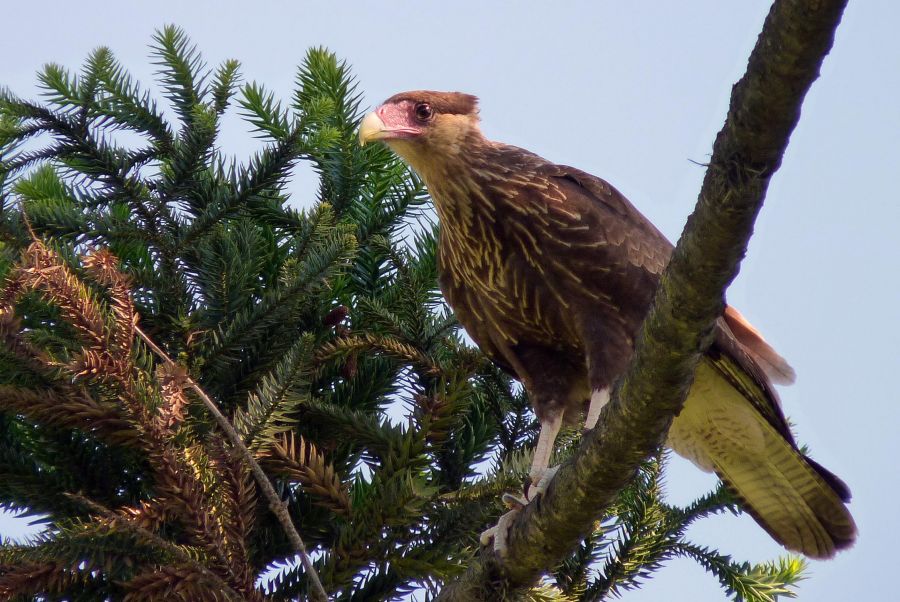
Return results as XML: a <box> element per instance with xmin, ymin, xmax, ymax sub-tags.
<box><xmin>358</xmin><ymin>90</ymin><xmax>857</xmax><ymax>559</ymax></box>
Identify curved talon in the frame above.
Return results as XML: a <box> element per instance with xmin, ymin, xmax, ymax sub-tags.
<box><xmin>532</xmin><ymin>464</ymin><xmax>560</xmax><ymax>497</ymax></box>
<box><xmin>479</xmin><ymin>506</ymin><xmax>522</xmax><ymax>556</ymax></box>
<box><xmin>479</xmin><ymin>524</ymin><xmax>497</xmax><ymax>547</ymax></box>
<box><xmin>501</xmin><ymin>492</ymin><xmax>528</xmax><ymax>509</ymax></box>
<box><xmin>525</xmin><ymin>464</ymin><xmax>560</xmax><ymax>501</ymax></box>
<box><xmin>481</xmin><ymin>465</ymin><xmax>562</xmax><ymax>556</ymax></box>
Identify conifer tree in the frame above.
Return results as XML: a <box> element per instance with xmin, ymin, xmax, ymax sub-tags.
<box><xmin>0</xmin><ymin>26</ymin><xmax>806</xmax><ymax>601</ymax></box>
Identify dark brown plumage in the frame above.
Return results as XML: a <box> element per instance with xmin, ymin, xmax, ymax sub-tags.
<box><xmin>359</xmin><ymin>91</ymin><xmax>856</xmax><ymax>558</ymax></box>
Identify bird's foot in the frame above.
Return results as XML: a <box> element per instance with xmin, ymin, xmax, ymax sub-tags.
<box><xmin>525</xmin><ymin>464</ymin><xmax>559</xmax><ymax>501</ymax></box>
<box><xmin>479</xmin><ymin>465</ymin><xmax>560</xmax><ymax>556</ymax></box>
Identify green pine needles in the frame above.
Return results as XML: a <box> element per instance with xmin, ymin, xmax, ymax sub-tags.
<box><xmin>0</xmin><ymin>25</ymin><xmax>805</xmax><ymax>601</ymax></box>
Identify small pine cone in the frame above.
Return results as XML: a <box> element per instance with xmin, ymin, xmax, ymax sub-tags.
<box><xmin>323</xmin><ymin>305</ymin><xmax>349</xmax><ymax>327</ymax></box>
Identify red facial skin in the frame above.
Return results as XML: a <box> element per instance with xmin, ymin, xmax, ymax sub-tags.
<box><xmin>374</xmin><ymin>100</ymin><xmax>425</xmax><ymax>140</ymax></box>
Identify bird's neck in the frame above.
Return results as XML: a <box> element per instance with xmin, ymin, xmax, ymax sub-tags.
<box><xmin>389</xmin><ymin>129</ymin><xmax>486</xmax><ymax>182</ymax></box>
<box><xmin>426</xmin><ymin>154</ymin><xmax>498</xmax><ymax>237</ymax></box>
<box><xmin>405</xmin><ymin>137</ymin><xmax>510</xmax><ymax>289</ymax></box>
<box><xmin>392</xmin><ymin>133</ymin><xmax>500</xmax><ymax>225</ymax></box>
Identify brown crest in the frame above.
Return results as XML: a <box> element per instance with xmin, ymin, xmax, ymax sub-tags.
<box><xmin>384</xmin><ymin>90</ymin><xmax>479</xmax><ymax>116</ymax></box>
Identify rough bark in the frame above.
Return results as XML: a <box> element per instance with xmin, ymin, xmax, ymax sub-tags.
<box><xmin>435</xmin><ymin>0</ymin><xmax>848</xmax><ymax>599</ymax></box>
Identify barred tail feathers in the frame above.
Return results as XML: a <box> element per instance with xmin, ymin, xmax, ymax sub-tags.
<box><xmin>668</xmin><ymin>361</ymin><xmax>856</xmax><ymax>558</ymax></box>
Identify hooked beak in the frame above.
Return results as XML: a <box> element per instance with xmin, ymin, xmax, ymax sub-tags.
<box><xmin>358</xmin><ymin>111</ymin><xmax>388</xmax><ymax>146</ymax></box>
<box><xmin>359</xmin><ymin>108</ymin><xmax>421</xmax><ymax>146</ymax></box>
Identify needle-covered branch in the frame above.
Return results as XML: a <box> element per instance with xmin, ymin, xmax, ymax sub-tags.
<box><xmin>435</xmin><ymin>0</ymin><xmax>848</xmax><ymax>598</ymax></box>
<box><xmin>135</xmin><ymin>327</ymin><xmax>328</xmax><ymax>602</ymax></box>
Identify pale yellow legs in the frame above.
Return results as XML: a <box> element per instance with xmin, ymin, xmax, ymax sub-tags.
<box><xmin>584</xmin><ymin>387</ymin><xmax>610</xmax><ymax>431</ymax></box>
<box><xmin>480</xmin><ymin>388</ymin><xmax>610</xmax><ymax>554</ymax></box>
<box><xmin>479</xmin><ymin>411</ymin><xmax>562</xmax><ymax>552</ymax></box>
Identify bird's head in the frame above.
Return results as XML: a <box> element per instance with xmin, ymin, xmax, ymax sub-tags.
<box><xmin>359</xmin><ymin>91</ymin><xmax>482</xmax><ymax>174</ymax></box>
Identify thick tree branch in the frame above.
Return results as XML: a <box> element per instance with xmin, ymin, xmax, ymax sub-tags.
<box><xmin>436</xmin><ymin>0</ymin><xmax>848</xmax><ymax>599</ymax></box>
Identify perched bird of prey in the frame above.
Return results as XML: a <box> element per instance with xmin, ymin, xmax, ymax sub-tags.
<box><xmin>359</xmin><ymin>91</ymin><xmax>857</xmax><ymax>559</ymax></box>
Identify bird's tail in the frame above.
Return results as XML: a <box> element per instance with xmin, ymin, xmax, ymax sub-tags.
<box><xmin>712</xmin><ymin>424</ymin><xmax>857</xmax><ymax>559</ymax></box>
<box><xmin>669</xmin><ymin>362</ymin><xmax>857</xmax><ymax>559</ymax></box>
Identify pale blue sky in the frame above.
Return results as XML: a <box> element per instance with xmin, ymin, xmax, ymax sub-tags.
<box><xmin>1</xmin><ymin>1</ymin><xmax>897</xmax><ymax>600</ymax></box>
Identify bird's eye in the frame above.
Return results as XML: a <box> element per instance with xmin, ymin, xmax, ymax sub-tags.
<box><xmin>414</xmin><ymin>102</ymin><xmax>434</xmax><ymax>122</ymax></box>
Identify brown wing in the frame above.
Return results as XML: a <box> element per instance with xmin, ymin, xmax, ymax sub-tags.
<box><xmin>708</xmin><ymin>319</ymin><xmax>796</xmax><ymax>445</ymax></box>
<box><xmin>540</xmin><ymin>163</ymin><xmax>672</xmax><ymax>278</ymax></box>
<box><xmin>480</xmin><ymin>148</ymin><xmax>673</xmax><ymax>333</ymax></box>
<box><xmin>557</xmin><ymin>155</ymin><xmax>865</xmax><ymax>553</ymax></box>
<box><xmin>499</xmin><ymin>149</ymin><xmax>801</xmax><ymax>444</ymax></box>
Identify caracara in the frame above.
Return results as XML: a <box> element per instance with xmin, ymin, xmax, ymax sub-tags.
<box><xmin>359</xmin><ymin>91</ymin><xmax>856</xmax><ymax>559</ymax></box>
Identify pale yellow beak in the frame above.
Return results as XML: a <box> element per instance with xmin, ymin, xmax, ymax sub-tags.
<box><xmin>358</xmin><ymin>111</ymin><xmax>388</xmax><ymax>146</ymax></box>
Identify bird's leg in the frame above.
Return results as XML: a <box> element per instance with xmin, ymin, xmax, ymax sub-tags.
<box><xmin>481</xmin><ymin>411</ymin><xmax>563</xmax><ymax>555</ymax></box>
<box><xmin>525</xmin><ymin>411</ymin><xmax>563</xmax><ymax>499</ymax></box>
<box><xmin>584</xmin><ymin>387</ymin><xmax>610</xmax><ymax>431</ymax></box>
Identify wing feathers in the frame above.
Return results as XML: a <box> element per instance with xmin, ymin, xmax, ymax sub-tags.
<box><xmin>724</xmin><ymin>305</ymin><xmax>796</xmax><ymax>385</ymax></box>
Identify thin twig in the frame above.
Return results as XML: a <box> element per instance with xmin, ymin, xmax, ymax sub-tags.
<box><xmin>136</xmin><ymin>326</ymin><xmax>329</xmax><ymax>602</ymax></box>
